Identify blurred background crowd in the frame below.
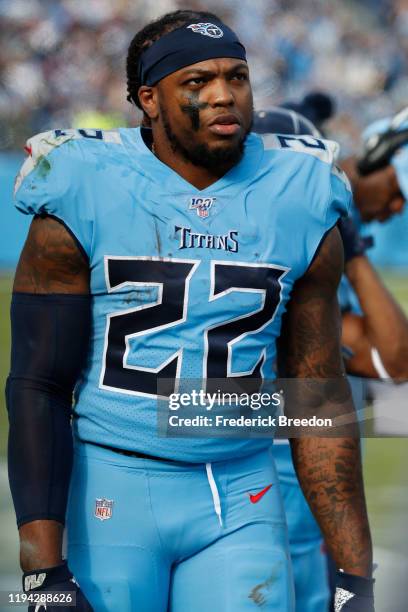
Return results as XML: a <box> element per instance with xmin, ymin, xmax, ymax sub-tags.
<box><xmin>1</xmin><ymin>0</ymin><xmax>408</xmax><ymax>267</ymax></box>
<box><xmin>0</xmin><ymin>0</ymin><xmax>407</xmax><ymax>154</ymax></box>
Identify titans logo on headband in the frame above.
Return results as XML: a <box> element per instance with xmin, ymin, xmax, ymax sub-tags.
<box><xmin>187</xmin><ymin>23</ymin><xmax>224</xmax><ymax>38</ymax></box>
<box><xmin>138</xmin><ymin>20</ymin><xmax>245</xmax><ymax>86</ymax></box>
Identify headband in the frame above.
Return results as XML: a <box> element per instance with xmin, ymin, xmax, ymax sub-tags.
<box><xmin>139</xmin><ymin>21</ymin><xmax>247</xmax><ymax>86</ymax></box>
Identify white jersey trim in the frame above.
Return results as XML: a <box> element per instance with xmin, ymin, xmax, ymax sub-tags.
<box><xmin>262</xmin><ymin>133</ymin><xmax>339</xmax><ymax>161</ymax></box>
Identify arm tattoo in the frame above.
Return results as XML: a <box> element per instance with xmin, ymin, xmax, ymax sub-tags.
<box><xmin>13</xmin><ymin>215</ymin><xmax>89</xmax><ymax>294</ymax></box>
<box><xmin>279</xmin><ymin>227</ymin><xmax>373</xmax><ymax>575</ymax></box>
<box><xmin>291</xmin><ymin>437</ymin><xmax>371</xmax><ymax>574</ymax></box>
<box><xmin>281</xmin><ymin>227</ymin><xmax>344</xmax><ymax>378</ymax></box>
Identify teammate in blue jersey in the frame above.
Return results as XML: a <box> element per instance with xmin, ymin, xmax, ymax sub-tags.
<box><xmin>7</xmin><ymin>9</ymin><xmax>374</xmax><ymax>612</ymax></box>
<box><xmin>339</xmin><ymin>108</ymin><xmax>408</xmax><ymax>381</ymax></box>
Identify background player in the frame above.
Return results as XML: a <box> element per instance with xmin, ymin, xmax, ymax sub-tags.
<box><xmin>339</xmin><ymin>109</ymin><xmax>408</xmax><ymax>380</ymax></box>
<box><xmin>7</xmin><ymin>10</ymin><xmax>373</xmax><ymax>612</ymax></box>
<box><xmin>273</xmin><ymin>101</ymin><xmax>408</xmax><ymax>380</ymax></box>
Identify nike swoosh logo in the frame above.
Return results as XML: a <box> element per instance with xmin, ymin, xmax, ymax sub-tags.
<box><xmin>248</xmin><ymin>484</ymin><xmax>273</xmax><ymax>504</ymax></box>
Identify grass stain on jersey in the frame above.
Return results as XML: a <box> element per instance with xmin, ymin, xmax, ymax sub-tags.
<box><xmin>248</xmin><ymin>563</ymin><xmax>281</xmax><ymax>608</ymax></box>
<box><xmin>123</xmin><ymin>288</ymin><xmax>156</xmax><ymax>306</ymax></box>
<box><xmin>153</xmin><ymin>217</ymin><xmax>163</xmax><ymax>256</ymax></box>
<box><xmin>35</xmin><ymin>155</ymin><xmax>51</xmax><ymax>179</ymax></box>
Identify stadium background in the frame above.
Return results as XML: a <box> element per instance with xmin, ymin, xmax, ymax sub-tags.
<box><xmin>0</xmin><ymin>0</ymin><xmax>407</xmax><ymax>610</ymax></box>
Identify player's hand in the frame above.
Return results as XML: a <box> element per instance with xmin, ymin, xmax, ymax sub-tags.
<box><xmin>337</xmin><ymin>216</ymin><xmax>373</xmax><ymax>263</ymax></box>
<box><xmin>334</xmin><ymin>570</ymin><xmax>375</xmax><ymax>611</ymax></box>
<box><xmin>23</xmin><ymin>561</ymin><xmax>93</xmax><ymax>611</ymax></box>
<box><xmin>353</xmin><ymin>163</ymin><xmax>404</xmax><ymax>222</ymax></box>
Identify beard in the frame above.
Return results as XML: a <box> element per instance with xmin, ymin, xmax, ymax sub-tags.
<box><xmin>160</xmin><ymin>105</ymin><xmax>252</xmax><ymax>173</ymax></box>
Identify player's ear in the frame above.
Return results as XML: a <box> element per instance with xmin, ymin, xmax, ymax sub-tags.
<box><xmin>138</xmin><ymin>86</ymin><xmax>159</xmax><ymax>120</ymax></box>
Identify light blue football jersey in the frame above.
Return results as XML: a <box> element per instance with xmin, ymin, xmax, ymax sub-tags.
<box><xmin>14</xmin><ymin>127</ymin><xmax>351</xmax><ymax>462</ymax></box>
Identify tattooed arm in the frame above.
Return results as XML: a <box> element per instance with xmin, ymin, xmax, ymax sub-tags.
<box><xmin>8</xmin><ymin>215</ymin><xmax>89</xmax><ymax>571</ymax></box>
<box><xmin>13</xmin><ymin>215</ymin><xmax>89</xmax><ymax>294</ymax></box>
<box><xmin>278</xmin><ymin>226</ymin><xmax>373</xmax><ymax>577</ymax></box>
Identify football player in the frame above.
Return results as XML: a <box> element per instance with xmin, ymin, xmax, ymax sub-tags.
<box><xmin>7</xmin><ymin>10</ymin><xmax>374</xmax><ymax>611</ymax></box>
<box><xmin>339</xmin><ymin>108</ymin><xmax>408</xmax><ymax>380</ymax></box>
<box><xmin>344</xmin><ymin>107</ymin><xmax>408</xmax><ymax>223</ymax></box>
<box><xmin>272</xmin><ymin>102</ymin><xmax>408</xmax><ymax>380</ymax></box>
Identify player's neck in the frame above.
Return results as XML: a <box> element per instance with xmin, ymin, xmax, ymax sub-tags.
<box><xmin>152</xmin><ymin>138</ymin><xmax>234</xmax><ymax>191</ymax></box>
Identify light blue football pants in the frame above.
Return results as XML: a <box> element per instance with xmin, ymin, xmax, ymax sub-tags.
<box><xmin>67</xmin><ymin>442</ymin><xmax>295</xmax><ymax>611</ymax></box>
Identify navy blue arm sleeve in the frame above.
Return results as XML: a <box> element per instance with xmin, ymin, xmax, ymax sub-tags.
<box><xmin>6</xmin><ymin>293</ymin><xmax>91</xmax><ymax>527</ymax></box>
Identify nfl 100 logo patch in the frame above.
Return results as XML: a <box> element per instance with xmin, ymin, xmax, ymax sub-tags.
<box><xmin>189</xmin><ymin>196</ymin><xmax>216</xmax><ymax>218</ymax></box>
<box><xmin>94</xmin><ymin>498</ymin><xmax>114</xmax><ymax>521</ymax></box>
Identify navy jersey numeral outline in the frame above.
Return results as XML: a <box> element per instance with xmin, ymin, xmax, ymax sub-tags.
<box><xmin>204</xmin><ymin>261</ymin><xmax>288</xmax><ymax>384</ymax></box>
<box><xmin>100</xmin><ymin>256</ymin><xmax>289</xmax><ymax>398</ymax></box>
<box><xmin>100</xmin><ymin>256</ymin><xmax>198</xmax><ymax>398</ymax></box>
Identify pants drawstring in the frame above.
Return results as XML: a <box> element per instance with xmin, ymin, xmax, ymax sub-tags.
<box><xmin>205</xmin><ymin>462</ymin><xmax>223</xmax><ymax>527</ymax></box>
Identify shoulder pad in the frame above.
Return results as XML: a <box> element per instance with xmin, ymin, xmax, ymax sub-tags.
<box><xmin>263</xmin><ymin>133</ymin><xmax>340</xmax><ymax>163</ymax></box>
<box><xmin>262</xmin><ymin>133</ymin><xmax>350</xmax><ymax>190</ymax></box>
<box><xmin>15</xmin><ymin>130</ymin><xmax>73</xmax><ymax>195</ymax></box>
<box><xmin>15</xmin><ymin>128</ymin><xmax>123</xmax><ymax>194</ymax></box>
<box><xmin>332</xmin><ymin>163</ymin><xmax>352</xmax><ymax>192</ymax></box>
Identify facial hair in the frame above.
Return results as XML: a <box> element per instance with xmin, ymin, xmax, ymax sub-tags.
<box><xmin>160</xmin><ymin>104</ymin><xmax>252</xmax><ymax>174</ymax></box>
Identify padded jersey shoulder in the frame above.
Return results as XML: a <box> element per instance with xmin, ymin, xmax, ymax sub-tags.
<box><xmin>259</xmin><ymin>132</ymin><xmax>351</xmax><ymax>192</ymax></box>
<box><xmin>14</xmin><ymin>128</ymin><xmax>127</xmax><ymax>196</ymax></box>
<box><xmin>252</xmin><ymin>132</ymin><xmax>352</xmax><ymax>231</ymax></box>
<box><xmin>13</xmin><ymin>128</ymin><xmax>132</xmax><ymax>256</ymax></box>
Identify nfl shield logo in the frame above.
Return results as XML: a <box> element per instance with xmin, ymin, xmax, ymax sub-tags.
<box><xmin>94</xmin><ymin>498</ymin><xmax>114</xmax><ymax>521</ymax></box>
<box><xmin>189</xmin><ymin>197</ymin><xmax>216</xmax><ymax>218</ymax></box>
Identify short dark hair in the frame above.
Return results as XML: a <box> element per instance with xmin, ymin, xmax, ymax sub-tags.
<box><xmin>126</xmin><ymin>9</ymin><xmax>222</xmax><ymax>110</ymax></box>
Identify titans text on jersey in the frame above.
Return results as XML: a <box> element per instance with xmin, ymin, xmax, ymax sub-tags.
<box><xmin>175</xmin><ymin>226</ymin><xmax>239</xmax><ymax>251</ymax></box>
